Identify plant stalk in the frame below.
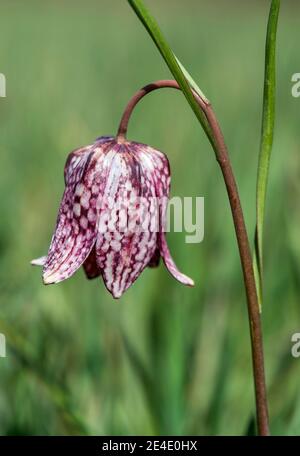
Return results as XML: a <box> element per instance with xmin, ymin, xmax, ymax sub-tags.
<box><xmin>117</xmin><ymin>80</ymin><xmax>269</xmax><ymax>436</ymax></box>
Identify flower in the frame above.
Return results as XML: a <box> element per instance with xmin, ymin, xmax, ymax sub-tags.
<box><xmin>32</xmin><ymin>136</ymin><xmax>194</xmax><ymax>298</ymax></box>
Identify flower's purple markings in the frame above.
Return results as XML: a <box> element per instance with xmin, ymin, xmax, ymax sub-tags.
<box><xmin>32</xmin><ymin>136</ymin><xmax>194</xmax><ymax>299</ymax></box>
<box><xmin>42</xmin><ymin>145</ymin><xmax>102</xmax><ymax>284</ymax></box>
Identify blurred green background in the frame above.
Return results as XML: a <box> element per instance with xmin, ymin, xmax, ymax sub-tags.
<box><xmin>0</xmin><ymin>0</ymin><xmax>299</xmax><ymax>436</ymax></box>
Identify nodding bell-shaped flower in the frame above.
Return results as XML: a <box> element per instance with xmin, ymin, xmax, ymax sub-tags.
<box><xmin>32</xmin><ymin>136</ymin><xmax>194</xmax><ymax>298</ymax></box>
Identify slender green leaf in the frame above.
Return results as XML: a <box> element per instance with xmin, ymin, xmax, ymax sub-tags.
<box><xmin>175</xmin><ymin>55</ymin><xmax>209</xmax><ymax>104</ymax></box>
<box><xmin>254</xmin><ymin>0</ymin><xmax>280</xmax><ymax>310</ymax></box>
<box><xmin>127</xmin><ymin>0</ymin><xmax>214</xmax><ymax>147</ymax></box>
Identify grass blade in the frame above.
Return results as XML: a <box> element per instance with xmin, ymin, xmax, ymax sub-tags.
<box><xmin>254</xmin><ymin>0</ymin><xmax>280</xmax><ymax>310</ymax></box>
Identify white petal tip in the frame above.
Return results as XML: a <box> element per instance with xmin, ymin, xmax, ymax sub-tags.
<box><xmin>176</xmin><ymin>274</ymin><xmax>195</xmax><ymax>287</ymax></box>
<box><xmin>42</xmin><ymin>271</ymin><xmax>62</xmax><ymax>285</ymax></box>
<box><xmin>112</xmin><ymin>293</ymin><xmax>122</xmax><ymax>299</ymax></box>
<box><xmin>110</xmin><ymin>286</ymin><xmax>124</xmax><ymax>299</ymax></box>
<box><xmin>185</xmin><ymin>278</ymin><xmax>195</xmax><ymax>287</ymax></box>
<box><xmin>105</xmin><ymin>283</ymin><xmax>126</xmax><ymax>299</ymax></box>
<box><xmin>31</xmin><ymin>256</ymin><xmax>47</xmax><ymax>267</ymax></box>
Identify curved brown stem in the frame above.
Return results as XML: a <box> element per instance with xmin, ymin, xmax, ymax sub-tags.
<box><xmin>117</xmin><ymin>80</ymin><xmax>210</xmax><ymax>142</ymax></box>
<box><xmin>117</xmin><ymin>80</ymin><xmax>269</xmax><ymax>436</ymax></box>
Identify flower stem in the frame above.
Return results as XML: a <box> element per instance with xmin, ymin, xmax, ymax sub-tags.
<box><xmin>117</xmin><ymin>80</ymin><xmax>269</xmax><ymax>435</ymax></box>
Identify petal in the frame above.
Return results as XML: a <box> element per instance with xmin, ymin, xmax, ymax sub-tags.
<box><xmin>138</xmin><ymin>144</ymin><xmax>171</xmax><ymax>199</ymax></box>
<box><xmin>31</xmin><ymin>256</ymin><xmax>47</xmax><ymax>266</ymax></box>
<box><xmin>140</xmin><ymin>144</ymin><xmax>194</xmax><ymax>287</ymax></box>
<box><xmin>159</xmin><ymin>231</ymin><xmax>194</xmax><ymax>286</ymax></box>
<box><xmin>64</xmin><ymin>145</ymin><xmax>92</xmax><ymax>185</ymax></box>
<box><xmin>97</xmin><ymin>231</ymin><xmax>157</xmax><ymax>298</ymax></box>
<box><xmin>96</xmin><ymin>149</ymin><xmax>158</xmax><ymax>298</ymax></box>
<box><xmin>83</xmin><ymin>247</ymin><xmax>101</xmax><ymax>279</ymax></box>
<box><xmin>43</xmin><ymin>145</ymin><xmax>104</xmax><ymax>284</ymax></box>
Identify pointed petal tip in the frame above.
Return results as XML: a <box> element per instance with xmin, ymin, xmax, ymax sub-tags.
<box><xmin>42</xmin><ymin>271</ymin><xmax>63</xmax><ymax>285</ymax></box>
<box><xmin>112</xmin><ymin>291</ymin><xmax>122</xmax><ymax>299</ymax></box>
<box><xmin>103</xmin><ymin>283</ymin><xmax>124</xmax><ymax>299</ymax></box>
<box><xmin>100</xmin><ymin>271</ymin><xmax>131</xmax><ymax>299</ymax></box>
<box><xmin>182</xmin><ymin>276</ymin><xmax>195</xmax><ymax>287</ymax></box>
<box><xmin>31</xmin><ymin>256</ymin><xmax>47</xmax><ymax>267</ymax></box>
<box><xmin>174</xmin><ymin>271</ymin><xmax>195</xmax><ymax>287</ymax></box>
<box><xmin>187</xmin><ymin>279</ymin><xmax>195</xmax><ymax>287</ymax></box>
<box><xmin>159</xmin><ymin>233</ymin><xmax>195</xmax><ymax>288</ymax></box>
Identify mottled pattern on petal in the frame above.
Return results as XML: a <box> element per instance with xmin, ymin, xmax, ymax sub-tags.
<box><xmin>138</xmin><ymin>144</ymin><xmax>171</xmax><ymax>199</ymax></box>
<box><xmin>64</xmin><ymin>145</ymin><xmax>92</xmax><ymax>185</ymax></box>
<box><xmin>98</xmin><ymin>231</ymin><xmax>157</xmax><ymax>298</ymax></box>
<box><xmin>34</xmin><ymin>136</ymin><xmax>194</xmax><ymax>296</ymax></box>
<box><xmin>139</xmin><ymin>143</ymin><xmax>194</xmax><ymax>287</ymax></box>
<box><xmin>96</xmin><ymin>146</ymin><xmax>158</xmax><ymax>298</ymax></box>
<box><xmin>43</xmin><ymin>144</ymin><xmax>106</xmax><ymax>284</ymax></box>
